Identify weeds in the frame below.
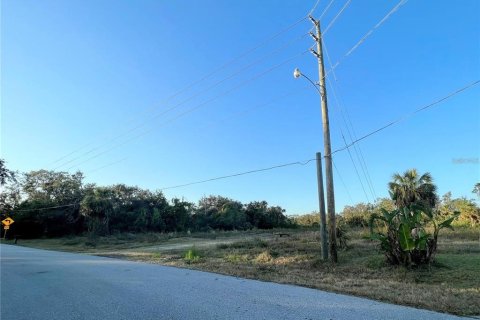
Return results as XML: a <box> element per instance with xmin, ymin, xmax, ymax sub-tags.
<box><xmin>184</xmin><ymin>247</ymin><xmax>201</xmax><ymax>263</ymax></box>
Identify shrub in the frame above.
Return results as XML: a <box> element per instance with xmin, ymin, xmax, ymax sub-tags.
<box><xmin>184</xmin><ymin>247</ymin><xmax>201</xmax><ymax>263</ymax></box>
<box><xmin>255</xmin><ymin>251</ymin><xmax>273</xmax><ymax>263</ymax></box>
<box><xmin>336</xmin><ymin>223</ymin><xmax>349</xmax><ymax>250</ymax></box>
<box><xmin>369</xmin><ymin>205</ymin><xmax>458</xmax><ymax>267</ymax></box>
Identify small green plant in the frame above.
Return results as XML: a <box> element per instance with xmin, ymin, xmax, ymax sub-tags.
<box><xmin>370</xmin><ymin>205</ymin><xmax>459</xmax><ymax>267</ymax></box>
<box><xmin>184</xmin><ymin>247</ymin><xmax>201</xmax><ymax>263</ymax></box>
<box><xmin>255</xmin><ymin>250</ymin><xmax>273</xmax><ymax>263</ymax></box>
<box><xmin>336</xmin><ymin>223</ymin><xmax>350</xmax><ymax>250</ymax></box>
<box><xmin>224</xmin><ymin>254</ymin><xmax>249</xmax><ymax>263</ymax></box>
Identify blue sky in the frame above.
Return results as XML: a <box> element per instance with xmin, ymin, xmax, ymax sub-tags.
<box><xmin>2</xmin><ymin>0</ymin><xmax>479</xmax><ymax>214</ymax></box>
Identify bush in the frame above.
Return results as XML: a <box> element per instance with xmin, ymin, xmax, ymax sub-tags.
<box><xmin>370</xmin><ymin>205</ymin><xmax>458</xmax><ymax>267</ymax></box>
<box><xmin>184</xmin><ymin>247</ymin><xmax>201</xmax><ymax>263</ymax></box>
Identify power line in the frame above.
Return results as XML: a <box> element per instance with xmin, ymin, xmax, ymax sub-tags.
<box><xmin>159</xmin><ymin>159</ymin><xmax>316</xmax><ymax>191</ymax></box>
<box><xmin>53</xmin><ymin>33</ymin><xmax>311</xmax><ymax>171</ymax></box>
<box><xmin>340</xmin><ymin>131</ymin><xmax>371</xmax><ymax>203</ymax></box>
<box><xmin>329</xmin><ymin>80</ymin><xmax>480</xmax><ymax>156</ymax></box>
<box><xmin>52</xmin><ymin>0</ymin><xmax>351</xmax><ymax>172</ymax></box>
<box><xmin>344</xmin><ymin>0</ymin><xmax>408</xmax><ymax>58</ymax></box>
<box><xmin>332</xmin><ymin>158</ymin><xmax>354</xmax><ymax>204</ymax></box>
<box><xmin>65</xmin><ymin>50</ymin><xmax>311</xmax><ymax>172</ymax></box>
<box><xmin>308</xmin><ymin>0</ymin><xmax>322</xmax><ymax>16</ymax></box>
<box><xmin>319</xmin><ymin>0</ymin><xmax>337</xmax><ymax>20</ymax></box>
<box><xmin>81</xmin><ymin>85</ymin><xmax>314</xmax><ymax>174</ymax></box>
<box><xmin>68</xmin><ymin>81</ymin><xmax>480</xmax><ymax>201</ymax></box>
<box><xmin>10</xmin><ymin>80</ymin><xmax>479</xmax><ymax>213</ymax></box>
<box><xmin>323</xmin><ymin>40</ymin><xmax>377</xmax><ymax>200</ymax></box>
<box><xmin>197</xmin><ymin>85</ymin><xmax>311</xmax><ymax>131</ymax></box>
<box><xmin>322</xmin><ymin>0</ymin><xmax>352</xmax><ymax>35</ymax></box>
<box><xmin>327</xmin><ymin>0</ymin><xmax>409</xmax><ymax>74</ymax></box>
<box><xmin>46</xmin><ymin>15</ymin><xmax>312</xmax><ymax>169</ymax></box>
<box><xmin>11</xmin><ymin>158</ymin><xmax>317</xmax><ymax>212</ymax></box>
<box><xmin>13</xmin><ymin>203</ymin><xmax>79</xmax><ymax>213</ymax></box>
<box><xmin>86</xmin><ymin>157</ymin><xmax>128</xmax><ymax>174</ymax></box>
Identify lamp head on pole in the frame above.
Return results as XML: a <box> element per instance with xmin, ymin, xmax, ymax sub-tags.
<box><xmin>293</xmin><ymin>68</ymin><xmax>301</xmax><ymax>79</ymax></box>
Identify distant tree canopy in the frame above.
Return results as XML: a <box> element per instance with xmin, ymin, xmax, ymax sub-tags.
<box><xmin>2</xmin><ymin>160</ymin><xmax>478</xmax><ymax>238</ymax></box>
<box><xmin>1</xmin><ymin>161</ymin><xmax>293</xmax><ymax>238</ymax></box>
<box><xmin>473</xmin><ymin>183</ymin><xmax>480</xmax><ymax>198</ymax></box>
<box><xmin>0</xmin><ymin>159</ymin><xmax>16</xmax><ymax>186</ymax></box>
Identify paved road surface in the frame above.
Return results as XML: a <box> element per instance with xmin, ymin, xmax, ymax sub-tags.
<box><xmin>0</xmin><ymin>244</ymin><xmax>464</xmax><ymax>320</ymax></box>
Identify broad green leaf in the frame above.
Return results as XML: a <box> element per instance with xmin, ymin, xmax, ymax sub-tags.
<box><xmin>415</xmin><ymin>234</ymin><xmax>430</xmax><ymax>250</ymax></box>
<box><xmin>398</xmin><ymin>223</ymin><xmax>415</xmax><ymax>251</ymax></box>
<box><xmin>438</xmin><ymin>212</ymin><xmax>460</xmax><ymax>230</ymax></box>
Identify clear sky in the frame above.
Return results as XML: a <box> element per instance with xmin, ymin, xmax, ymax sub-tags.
<box><xmin>2</xmin><ymin>0</ymin><xmax>479</xmax><ymax>215</ymax></box>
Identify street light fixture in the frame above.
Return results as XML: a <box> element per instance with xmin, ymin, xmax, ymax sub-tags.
<box><xmin>293</xmin><ymin>68</ymin><xmax>321</xmax><ymax>95</ymax></box>
<box><xmin>293</xmin><ymin>68</ymin><xmax>301</xmax><ymax>79</ymax></box>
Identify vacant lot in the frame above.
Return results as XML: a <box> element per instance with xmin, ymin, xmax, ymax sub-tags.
<box><xmin>5</xmin><ymin>227</ymin><xmax>480</xmax><ymax>316</ymax></box>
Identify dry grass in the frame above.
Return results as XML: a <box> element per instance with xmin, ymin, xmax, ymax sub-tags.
<box><xmin>5</xmin><ymin>227</ymin><xmax>479</xmax><ymax>316</ymax></box>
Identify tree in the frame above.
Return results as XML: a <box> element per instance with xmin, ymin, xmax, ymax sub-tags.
<box><xmin>12</xmin><ymin>170</ymin><xmax>84</xmax><ymax>237</ymax></box>
<box><xmin>439</xmin><ymin>193</ymin><xmax>479</xmax><ymax>226</ymax></box>
<box><xmin>80</xmin><ymin>186</ymin><xmax>114</xmax><ymax>236</ymax></box>
<box><xmin>371</xmin><ymin>170</ymin><xmax>458</xmax><ymax>267</ymax></box>
<box><xmin>388</xmin><ymin>169</ymin><xmax>437</xmax><ymax>209</ymax></box>
<box><xmin>473</xmin><ymin>183</ymin><xmax>480</xmax><ymax>198</ymax></box>
<box><xmin>0</xmin><ymin>159</ymin><xmax>16</xmax><ymax>186</ymax></box>
<box><xmin>293</xmin><ymin>212</ymin><xmax>320</xmax><ymax>227</ymax></box>
<box><xmin>194</xmin><ymin>196</ymin><xmax>245</xmax><ymax>230</ymax></box>
<box><xmin>167</xmin><ymin>198</ymin><xmax>192</xmax><ymax>232</ymax></box>
<box><xmin>244</xmin><ymin>201</ymin><xmax>269</xmax><ymax>229</ymax></box>
<box><xmin>341</xmin><ymin>202</ymin><xmax>374</xmax><ymax>227</ymax></box>
<box><xmin>0</xmin><ymin>159</ymin><xmax>20</xmax><ymax>217</ymax></box>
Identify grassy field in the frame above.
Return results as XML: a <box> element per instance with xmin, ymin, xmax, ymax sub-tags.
<box><xmin>3</xmin><ymin>227</ymin><xmax>479</xmax><ymax>316</ymax></box>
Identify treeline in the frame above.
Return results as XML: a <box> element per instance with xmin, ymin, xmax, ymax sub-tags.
<box><xmin>0</xmin><ymin>166</ymin><xmax>292</xmax><ymax>238</ymax></box>
<box><xmin>1</xmin><ymin>161</ymin><xmax>478</xmax><ymax>239</ymax></box>
<box><xmin>295</xmin><ymin>194</ymin><xmax>479</xmax><ymax>228</ymax></box>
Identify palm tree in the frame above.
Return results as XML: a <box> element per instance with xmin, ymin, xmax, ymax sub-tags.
<box><xmin>388</xmin><ymin>169</ymin><xmax>437</xmax><ymax>209</ymax></box>
<box><xmin>473</xmin><ymin>183</ymin><xmax>480</xmax><ymax>198</ymax></box>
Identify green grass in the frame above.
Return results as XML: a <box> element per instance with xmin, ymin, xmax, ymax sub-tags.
<box><xmin>5</xmin><ymin>227</ymin><xmax>479</xmax><ymax>316</ymax></box>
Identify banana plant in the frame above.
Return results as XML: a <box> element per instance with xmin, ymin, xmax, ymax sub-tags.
<box><xmin>369</xmin><ymin>204</ymin><xmax>459</xmax><ymax>267</ymax></box>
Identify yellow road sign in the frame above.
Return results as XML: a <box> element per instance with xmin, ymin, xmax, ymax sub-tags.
<box><xmin>1</xmin><ymin>217</ymin><xmax>14</xmax><ymax>226</ymax></box>
<box><xmin>3</xmin><ymin>225</ymin><xmax>9</xmax><ymax>230</ymax></box>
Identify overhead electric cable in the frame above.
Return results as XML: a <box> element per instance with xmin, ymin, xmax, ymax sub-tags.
<box><xmin>65</xmin><ymin>50</ymin><xmax>311</xmax><ymax>171</ymax></box>
<box><xmin>327</xmin><ymin>0</ymin><xmax>409</xmax><ymax>74</ymax></box>
<box><xmin>12</xmin><ymin>80</ymin><xmax>479</xmax><ymax>213</ymax></box>
<box><xmin>340</xmin><ymin>131</ymin><xmax>371</xmax><ymax>203</ymax></box>
<box><xmin>13</xmin><ymin>203</ymin><xmax>79</xmax><ymax>213</ymax></box>
<box><xmin>80</xmin><ymin>86</ymin><xmax>314</xmax><ymax>174</ymax></box>
<box><xmin>332</xmin><ymin>158</ymin><xmax>354</xmax><ymax>204</ymax></box>
<box><xmin>12</xmin><ymin>158</ymin><xmax>317</xmax><ymax>212</ymax></box>
<box><xmin>46</xmin><ymin>13</ymin><xmax>312</xmax><ymax>169</ymax></box>
<box><xmin>329</xmin><ymin>80</ymin><xmax>480</xmax><ymax>157</ymax></box>
<box><xmin>322</xmin><ymin>0</ymin><xmax>352</xmax><ymax>35</ymax></box>
<box><xmin>53</xmin><ymin>33</ymin><xmax>310</xmax><ymax>171</ymax></box>
<box><xmin>87</xmin><ymin>157</ymin><xmax>129</xmax><ymax>174</ymax></box>
<box><xmin>51</xmin><ymin>0</ymin><xmax>349</xmax><ymax>172</ymax></box>
<box><xmin>323</xmin><ymin>40</ymin><xmax>377</xmax><ymax>200</ymax></box>
<box><xmin>159</xmin><ymin>159</ymin><xmax>316</xmax><ymax>190</ymax></box>
<box><xmin>319</xmin><ymin>0</ymin><xmax>336</xmax><ymax>20</ymax></box>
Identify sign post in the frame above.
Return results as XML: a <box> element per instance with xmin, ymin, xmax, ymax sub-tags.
<box><xmin>2</xmin><ymin>217</ymin><xmax>15</xmax><ymax>240</ymax></box>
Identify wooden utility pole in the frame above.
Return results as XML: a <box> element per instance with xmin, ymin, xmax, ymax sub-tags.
<box><xmin>316</xmin><ymin>152</ymin><xmax>328</xmax><ymax>260</ymax></box>
<box><xmin>309</xmin><ymin>16</ymin><xmax>338</xmax><ymax>262</ymax></box>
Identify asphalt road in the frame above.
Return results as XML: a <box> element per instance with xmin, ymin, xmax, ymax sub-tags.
<box><xmin>0</xmin><ymin>244</ymin><xmax>465</xmax><ymax>320</ymax></box>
